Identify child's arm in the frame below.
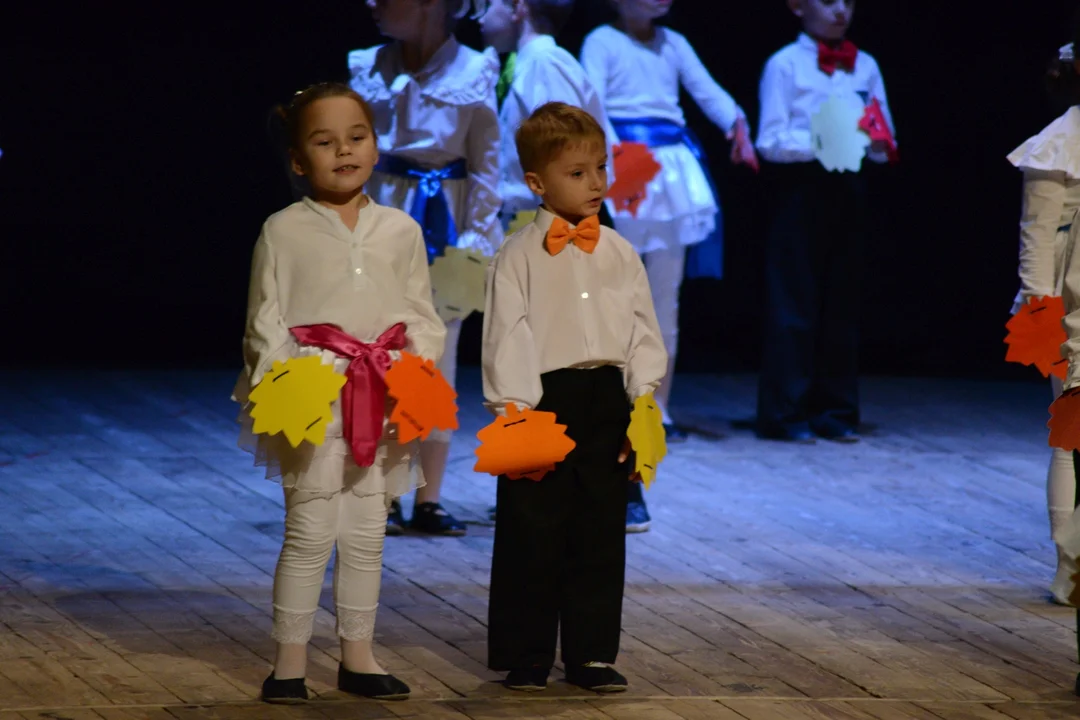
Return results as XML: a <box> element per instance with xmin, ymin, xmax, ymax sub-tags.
<box><xmin>402</xmin><ymin>222</ymin><xmax>448</xmax><ymax>364</ymax></box>
<box><xmin>1059</xmin><ymin>223</ymin><xmax>1080</xmax><ymax>389</ymax></box>
<box><xmin>459</xmin><ymin>52</ymin><xmax>503</xmax><ymax>256</ymax></box>
<box><xmin>1018</xmin><ymin>170</ymin><xmax>1068</xmax><ymax>303</ymax></box>
<box><xmin>756</xmin><ymin>55</ymin><xmax>811</xmax><ymax>164</ymax></box>
<box><xmin>241</xmin><ymin>229</ymin><xmax>292</xmax><ymax>390</ymax></box>
<box><xmin>864</xmin><ymin>56</ymin><xmax>897</xmax><ymax>164</ymax></box>
<box><xmin>624</xmin><ymin>255</ymin><xmax>668</xmax><ymax>402</ymax></box>
<box><xmin>480</xmin><ymin>248</ymin><xmax>542</xmax><ymax>415</ymax></box>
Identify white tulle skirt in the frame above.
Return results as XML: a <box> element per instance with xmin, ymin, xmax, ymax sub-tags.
<box><xmin>609</xmin><ymin>142</ymin><xmax>718</xmax><ymax>254</ymax></box>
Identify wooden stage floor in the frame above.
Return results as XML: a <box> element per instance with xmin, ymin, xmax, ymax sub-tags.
<box><xmin>1</xmin><ymin>369</ymin><xmax>1079</xmax><ymax>719</ymax></box>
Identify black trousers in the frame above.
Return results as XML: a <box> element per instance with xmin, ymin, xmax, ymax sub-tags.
<box><xmin>757</xmin><ymin>162</ymin><xmax>868</xmax><ymax>432</ymax></box>
<box><xmin>487</xmin><ymin>366</ymin><xmax>631</xmax><ymax>671</ymax></box>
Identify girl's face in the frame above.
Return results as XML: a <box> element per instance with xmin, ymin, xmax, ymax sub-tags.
<box><xmin>613</xmin><ymin>0</ymin><xmax>673</xmax><ymax>21</ymax></box>
<box><xmin>367</xmin><ymin>0</ymin><xmax>433</xmax><ymax>41</ymax></box>
<box><xmin>479</xmin><ymin>0</ymin><xmax>518</xmax><ymax>54</ymax></box>
<box><xmin>290</xmin><ymin>96</ymin><xmax>378</xmax><ymax>200</ymax></box>
<box><xmin>791</xmin><ymin>0</ymin><xmax>854</xmax><ymax>41</ymax></box>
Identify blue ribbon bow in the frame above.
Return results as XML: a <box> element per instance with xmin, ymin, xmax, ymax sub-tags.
<box><xmin>375</xmin><ymin>154</ymin><xmax>468</xmax><ymax>263</ymax></box>
<box><xmin>610</xmin><ymin>118</ymin><xmax>723</xmax><ymax>280</ymax></box>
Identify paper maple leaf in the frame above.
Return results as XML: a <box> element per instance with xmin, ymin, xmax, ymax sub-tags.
<box><xmin>1049</xmin><ymin>388</ymin><xmax>1080</xmax><ymax>451</ymax></box>
<box><xmin>607</xmin><ymin>142</ymin><xmax>662</xmax><ymax>217</ymax></box>
<box><xmin>1004</xmin><ymin>296</ymin><xmax>1067</xmax><ymax>379</ymax></box>
<box><xmin>626</xmin><ymin>392</ymin><xmax>668</xmax><ymax>489</ymax></box>
<box><xmin>858</xmin><ymin>97</ymin><xmax>898</xmax><ymax>163</ymax></box>
<box><xmin>429</xmin><ymin>247</ymin><xmax>490</xmax><ymax>323</ymax></box>
<box><xmin>248</xmin><ymin>355</ymin><xmax>347</xmax><ymax>448</ymax></box>
<box><xmin>474</xmin><ymin>405</ymin><xmax>576</xmax><ymax>481</ymax></box>
<box><xmin>811</xmin><ymin>94</ymin><xmax>869</xmax><ymax>173</ymax></box>
<box><xmin>384</xmin><ymin>352</ymin><xmax>459</xmax><ymax>443</ymax></box>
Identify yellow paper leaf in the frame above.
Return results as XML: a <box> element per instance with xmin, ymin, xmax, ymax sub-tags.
<box><xmin>248</xmin><ymin>355</ymin><xmax>347</xmax><ymax>448</ymax></box>
<box><xmin>810</xmin><ymin>94</ymin><xmax>870</xmax><ymax>173</ymax></box>
<box><xmin>626</xmin><ymin>392</ymin><xmax>667</xmax><ymax>489</ymax></box>
<box><xmin>429</xmin><ymin>246</ymin><xmax>490</xmax><ymax>323</ymax></box>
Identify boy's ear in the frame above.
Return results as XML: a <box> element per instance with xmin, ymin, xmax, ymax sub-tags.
<box><xmin>787</xmin><ymin>0</ymin><xmax>804</xmax><ymax>17</ymax></box>
<box><xmin>524</xmin><ymin>170</ymin><xmax>545</xmax><ymax>197</ymax></box>
<box><xmin>289</xmin><ymin>149</ymin><xmax>307</xmax><ymax>177</ymax></box>
<box><xmin>512</xmin><ymin>0</ymin><xmax>528</xmax><ymax>20</ymax></box>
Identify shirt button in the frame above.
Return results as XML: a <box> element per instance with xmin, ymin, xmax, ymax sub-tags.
<box><xmin>355</xmin><ymin>268</ymin><xmax>363</xmax><ymax>275</ymax></box>
<box><xmin>581</xmin><ymin>292</ymin><xmax>589</xmax><ymax>299</ymax></box>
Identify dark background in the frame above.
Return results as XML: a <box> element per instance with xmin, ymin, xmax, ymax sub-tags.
<box><xmin>0</xmin><ymin>1</ymin><xmax>1074</xmax><ymax>379</ymax></box>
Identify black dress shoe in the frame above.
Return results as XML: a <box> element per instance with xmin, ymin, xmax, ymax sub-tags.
<box><xmin>386</xmin><ymin>499</ymin><xmax>407</xmax><ymax>536</ymax></box>
<box><xmin>261</xmin><ymin>673</ymin><xmax>309</xmax><ymax>704</ymax></box>
<box><xmin>757</xmin><ymin>425</ymin><xmax>816</xmax><ymax>444</ymax></box>
<box><xmin>811</xmin><ymin>419</ymin><xmax>861</xmax><ymax>443</ymax></box>
<box><xmin>338</xmin><ymin>664</ymin><xmax>410</xmax><ymax>700</ymax></box>
<box><xmin>663</xmin><ymin>423</ymin><xmax>689</xmax><ymax>443</ymax></box>
<box><xmin>504</xmin><ymin>666</ymin><xmax>549</xmax><ymax>691</ymax></box>
<box><xmin>411</xmin><ymin>502</ymin><xmax>467</xmax><ymax>536</ymax></box>
<box><xmin>565</xmin><ymin>662</ymin><xmax>628</xmax><ymax>693</ymax></box>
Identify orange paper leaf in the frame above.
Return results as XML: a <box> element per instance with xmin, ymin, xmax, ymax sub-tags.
<box><xmin>1004</xmin><ymin>296</ymin><xmax>1067</xmax><ymax>379</ymax></box>
<box><xmin>606</xmin><ymin>142</ymin><xmax>662</xmax><ymax>218</ymax></box>
<box><xmin>385</xmin><ymin>352</ymin><xmax>459</xmax><ymax>443</ymax></box>
<box><xmin>473</xmin><ymin>405</ymin><xmax>576</xmax><ymax>481</ymax></box>
<box><xmin>1049</xmin><ymin>388</ymin><xmax>1080</xmax><ymax>450</ymax></box>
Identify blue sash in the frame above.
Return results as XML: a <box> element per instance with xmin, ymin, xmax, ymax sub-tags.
<box><xmin>610</xmin><ymin>118</ymin><xmax>723</xmax><ymax>280</ymax></box>
<box><xmin>375</xmin><ymin>154</ymin><xmax>468</xmax><ymax>263</ymax></box>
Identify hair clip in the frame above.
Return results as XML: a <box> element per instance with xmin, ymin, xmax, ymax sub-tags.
<box><xmin>1061</xmin><ymin>43</ymin><xmax>1075</xmax><ymax>63</ymax></box>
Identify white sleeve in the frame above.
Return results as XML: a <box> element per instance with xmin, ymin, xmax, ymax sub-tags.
<box><xmin>402</xmin><ymin>222</ymin><xmax>447</xmax><ymax>363</ymax></box>
<box><xmin>1018</xmin><ymin>169</ymin><xmax>1068</xmax><ymax>302</ymax></box>
<box><xmin>672</xmin><ymin>31</ymin><xmax>744</xmax><ymax>134</ymax></box>
<box><xmin>625</xmin><ymin>255</ymin><xmax>668</xmax><ymax>400</ymax></box>
<box><xmin>481</xmin><ymin>248</ymin><xmax>542</xmax><ymax>413</ymax></box>
<box><xmin>1060</xmin><ymin>222</ymin><xmax>1080</xmax><ymax>389</ymax></box>
<box><xmin>241</xmin><ymin>228</ymin><xmax>292</xmax><ymax>392</ymax></box>
<box><xmin>458</xmin><ymin>53</ymin><xmax>504</xmax><ymax>256</ymax></box>
<box><xmin>755</xmin><ymin>55</ymin><xmax>813</xmax><ymax>163</ymax></box>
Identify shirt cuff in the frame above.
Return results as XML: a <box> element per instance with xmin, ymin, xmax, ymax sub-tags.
<box><xmin>457</xmin><ymin>229</ymin><xmax>495</xmax><ymax>257</ymax></box>
<box><xmin>484</xmin><ymin>401</ymin><xmax>533</xmax><ymax>416</ymax></box>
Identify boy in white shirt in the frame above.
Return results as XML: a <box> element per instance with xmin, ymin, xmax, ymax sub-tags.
<box><xmin>755</xmin><ymin>0</ymin><xmax>895</xmax><ymax>444</ymax></box>
<box><xmin>482</xmin><ymin>102</ymin><xmax>666</xmax><ymax>693</ymax></box>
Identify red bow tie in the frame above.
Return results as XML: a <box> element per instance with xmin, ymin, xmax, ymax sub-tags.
<box><xmin>818</xmin><ymin>40</ymin><xmax>857</xmax><ymax>75</ymax></box>
<box><xmin>545</xmin><ymin>215</ymin><xmax>601</xmax><ymax>256</ymax></box>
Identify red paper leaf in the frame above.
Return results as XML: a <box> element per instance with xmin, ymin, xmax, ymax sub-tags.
<box><xmin>1049</xmin><ymin>388</ymin><xmax>1080</xmax><ymax>450</ymax></box>
<box><xmin>606</xmin><ymin>142</ymin><xmax>662</xmax><ymax>218</ymax></box>
<box><xmin>1004</xmin><ymin>296</ymin><xmax>1067</xmax><ymax>379</ymax></box>
<box><xmin>858</xmin><ymin>98</ymin><xmax>898</xmax><ymax>163</ymax></box>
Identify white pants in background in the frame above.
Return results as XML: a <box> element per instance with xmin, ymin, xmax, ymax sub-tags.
<box><xmin>427</xmin><ymin>317</ymin><xmax>462</xmax><ymax>443</ymax></box>
<box><xmin>642</xmin><ymin>244</ymin><xmax>686</xmax><ymax>358</ymax></box>
<box><xmin>1048</xmin><ymin>375</ymin><xmax>1078</xmax><ymax>604</ymax></box>
<box><xmin>271</xmin><ymin>488</ymin><xmax>389</xmax><ymax>644</ymax></box>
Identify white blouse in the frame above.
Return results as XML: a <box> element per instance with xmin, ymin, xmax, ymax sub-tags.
<box><xmin>1008</xmin><ymin>107</ymin><xmax>1080</xmax><ymax>303</ymax></box>
<box><xmin>756</xmin><ymin>33</ymin><xmax>895</xmax><ymax>165</ymax></box>
<box><xmin>237</xmin><ymin>197</ymin><xmax>446</xmax><ymax>394</ymax></box>
<box><xmin>499</xmin><ymin>34</ymin><xmax>619</xmax><ymax>217</ymax></box>
<box><xmin>481</xmin><ymin>208</ymin><xmax>667</xmax><ymax>413</ymax></box>
<box><xmin>580</xmin><ymin>24</ymin><xmax>745</xmax><ymax>132</ymax></box>
<box><xmin>348</xmin><ymin>37</ymin><xmax>503</xmax><ymax>254</ymax></box>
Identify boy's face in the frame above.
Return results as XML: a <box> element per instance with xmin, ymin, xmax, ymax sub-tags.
<box><xmin>614</xmin><ymin>0</ymin><xmax>673</xmax><ymax>21</ymax></box>
<box><xmin>479</xmin><ymin>0</ymin><xmax>518</xmax><ymax>53</ymax></box>
<box><xmin>790</xmin><ymin>0</ymin><xmax>854</xmax><ymax>41</ymax></box>
<box><xmin>525</xmin><ymin>141</ymin><xmax>609</xmax><ymax>223</ymax></box>
<box><xmin>290</xmin><ymin>96</ymin><xmax>379</xmax><ymax>198</ymax></box>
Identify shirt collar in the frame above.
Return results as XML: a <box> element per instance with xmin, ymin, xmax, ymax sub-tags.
<box><xmin>389</xmin><ymin>35</ymin><xmax>459</xmax><ymax>80</ymax></box>
<box><xmin>301</xmin><ymin>195</ymin><xmax>373</xmax><ymax>232</ymax></box>
<box><xmin>532</xmin><ymin>206</ymin><xmax>595</xmax><ymax>234</ymax></box>
<box><xmin>517</xmin><ymin>34</ymin><xmax>557</xmax><ymax>67</ymax></box>
<box><xmin>796</xmin><ymin>32</ymin><xmax>819</xmax><ymax>52</ymax></box>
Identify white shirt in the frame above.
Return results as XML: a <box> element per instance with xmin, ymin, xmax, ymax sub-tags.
<box><xmin>237</xmin><ymin>198</ymin><xmax>446</xmax><ymax>394</ymax></box>
<box><xmin>580</xmin><ymin>24</ymin><xmax>745</xmax><ymax>132</ymax></box>
<box><xmin>1008</xmin><ymin>107</ymin><xmax>1080</xmax><ymax>303</ymax></box>
<box><xmin>499</xmin><ymin>34</ymin><xmax>619</xmax><ymax>216</ymax></box>
<box><xmin>481</xmin><ymin>208</ymin><xmax>667</xmax><ymax>412</ymax></box>
<box><xmin>348</xmin><ymin>37</ymin><xmax>502</xmax><ymax>254</ymax></box>
<box><xmin>756</xmin><ymin>33</ymin><xmax>895</xmax><ymax>165</ymax></box>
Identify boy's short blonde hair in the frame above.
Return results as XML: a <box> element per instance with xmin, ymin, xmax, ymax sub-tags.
<box><xmin>515</xmin><ymin>102</ymin><xmax>606</xmax><ymax>174</ymax></box>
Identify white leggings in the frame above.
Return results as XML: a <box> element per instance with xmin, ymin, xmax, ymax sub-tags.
<box><xmin>642</xmin><ymin>245</ymin><xmax>685</xmax><ymax>359</ymax></box>
<box><xmin>427</xmin><ymin>318</ymin><xmax>462</xmax><ymax>443</ymax></box>
<box><xmin>1049</xmin><ymin>376</ymin><xmax>1076</xmax><ymax>533</ymax></box>
<box><xmin>271</xmin><ymin>488</ymin><xmax>389</xmax><ymax>644</ymax></box>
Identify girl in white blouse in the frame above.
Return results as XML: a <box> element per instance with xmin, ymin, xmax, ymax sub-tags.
<box><xmin>1011</xmin><ymin>40</ymin><xmax>1080</xmax><ymax>607</ymax></box>
<box><xmin>233</xmin><ymin>83</ymin><xmax>445</xmax><ymax>703</ymax></box>
<box><xmin>581</xmin><ymin>0</ymin><xmax>757</xmax><ymax>532</ymax></box>
<box><xmin>349</xmin><ymin>0</ymin><xmax>502</xmax><ymax>537</ymax></box>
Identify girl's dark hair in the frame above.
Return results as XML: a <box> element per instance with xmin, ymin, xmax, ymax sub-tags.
<box><xmin>1046</xmin><ymin>10</ymin><xmax>1080</xmax><ymax>108</ymax></box>
<box><xmin>267</xmin><ymin>82</ymin><xmax>377</xmax><ymax>200</ymax></box>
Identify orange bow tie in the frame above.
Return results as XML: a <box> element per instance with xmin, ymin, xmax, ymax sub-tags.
<box><xmin>544</xmin><ymin>215</ymin><xmax>601</xmax><ymax>256</ymax></box>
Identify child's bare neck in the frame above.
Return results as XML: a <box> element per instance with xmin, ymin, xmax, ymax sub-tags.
<box><xmin>400</xmin><ymin>27</ymin><xmax>451</xmax><ymax>73</ymax></box>
<box><xmin>616</xmin><ymin>16</ymin><xmax>655</xmax><ymax>42</ymax></box>
<box><xmin>516</xmin><ymin>19</ymin><xmax>541</xmax><ymax>52</ymax></box>
<box><xmin>316</xmin><ymin>191</ymin><xmax>369</xmax><ymax>232</ymax></box>
<box><xmin>542</xmin><ymin>203</ymin><xmax>587</xmax><ymax>227</ymax></box>
<box><xmin>810</xmin><ymin>32</ymin><xmax>847</xmax><ymax>48</ymax></box>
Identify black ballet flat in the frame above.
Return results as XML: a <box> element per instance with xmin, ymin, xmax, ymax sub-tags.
<box><xmin>260</xmin><ymin>673</ymin><xmax>309</xmax><ymax>704</ymax></box>
<box><xmin>338</xmin><ymin>664</ymin><xmax>411</xmax><ymax>700</ymax></box>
